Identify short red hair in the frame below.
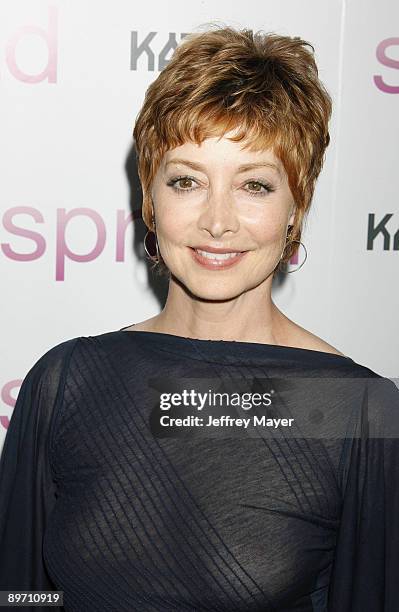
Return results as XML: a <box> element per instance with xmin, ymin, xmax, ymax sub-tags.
<box><xmin>133</xmin><ymin>24</ymin><xmax>333</xmax><ymax>275</ymax></box>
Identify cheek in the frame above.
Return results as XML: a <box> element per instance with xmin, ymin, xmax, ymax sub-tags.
<box><xmin>244</xmin><ymin>211</ymin><xmax>287</xmax><ymax>245</ymax></box>
<box><xmin>156</xmin><ymin>217</ymin><xmax>189</xmax><ymax>256</ymax></box>
<box><xmin>155</xmin><ymin>199</ymin><xmax>188</xmax><ymax>243</ymax></box>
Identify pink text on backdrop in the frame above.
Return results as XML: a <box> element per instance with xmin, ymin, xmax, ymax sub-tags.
<box><xmin>2</xmin><ymin>206</ymin><xmax>139</xmax><ymax>280</ymax></box>
<box><xmin>0</xmin><ymin>381</ymin><xmax>23</xmax><ymax>430</ymax></box>
<box><xmin>4</xmin><ymin>5</ymin><xmax>58</xmax><ymax>83</ymax></box>
<box><xmin>374</xmin><ymin>37</ymin><xmax>399</xmax><ymax>93</ymax></box>
<box><xmin>1</xmin><ymin>206</ymin><xmax>300</xmax><ymax>281</ymax></box>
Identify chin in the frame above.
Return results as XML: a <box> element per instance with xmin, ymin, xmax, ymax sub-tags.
<box><xmin>182</xmin><ymin>276</ymin><xmax>250</xmax><ymax>301</ymax></box>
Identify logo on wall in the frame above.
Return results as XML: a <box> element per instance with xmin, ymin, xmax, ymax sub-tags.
<box><xmin>3</xmin><ymin>6</ymin><xmax>58</xmax><ymax>83</ymax></box>
<box><xmin>1</xmin><ymin>206</ymin><xmax>144</xmax><ymax>281</ymax></box>
<box><xmin>374</xmin><ymin>37</ymin><xmax>399</xmax><ymax>93</ymax></box>
<box><xmin>130</xmin><ymin>31</ymin><xmax>191</xmax><ymax>71</ymax></box>
<box><xmin>367</xmin><ymin>213</ymin><xmax>398</xmax><ymax>250</ymax></box>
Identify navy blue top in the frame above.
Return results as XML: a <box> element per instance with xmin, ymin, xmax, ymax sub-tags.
<box><xmin>0</xmin><ymin>327</ymin><xmax>398</xmax><ymax>611</ymax></box>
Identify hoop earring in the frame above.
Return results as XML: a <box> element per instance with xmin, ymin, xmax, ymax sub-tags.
<box><xmin>143</xmin><ymin>210</ymin><xmax>160</xmax><ymax>263</ymax></box>
<box><xmin>279</xmin><ymin>238</ymin><xmax>308</xmax><ymax>274</ymax></box>
<box><xmin>143</xmin><ymin>230</ymin><xmax>160</xmax><ymax>263</ymax></box>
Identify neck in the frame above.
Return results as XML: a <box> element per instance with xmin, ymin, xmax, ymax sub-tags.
<box><xmin>147</xmin><ymin>274</ymin><xmax>292</xmax><ymax>345</ymax></box>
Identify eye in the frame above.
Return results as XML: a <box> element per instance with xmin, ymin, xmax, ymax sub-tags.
<box><xmin>166</xmin><ymin>175</ymin><xmax>275</xmax><ymax>197</ymax></box>
<box><xmin>244</xmin><ymin>180</ymin><xmax>275</xmax><ymax>197</ymax></box>
<box><xmin>167</xmin><ymin>175</ymin><xmax>199</xmax><ymax>193</ymax></box>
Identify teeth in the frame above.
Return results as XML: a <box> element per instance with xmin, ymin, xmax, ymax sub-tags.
<box><xmin>195</xmin><ymin>249</ymin><xmax>241</xmax><ymax>260</ymax></box>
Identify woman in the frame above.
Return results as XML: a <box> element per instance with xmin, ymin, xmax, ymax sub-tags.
<box><xmin>1</xmin><ymin>25</ymin><xmax>398</xmax><ymax>612</ymax></box>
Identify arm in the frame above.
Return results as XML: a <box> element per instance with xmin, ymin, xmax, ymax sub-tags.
<box><xmin>328</xmin><ymin>376</ymin><xmax>399</xmax><ymax>611</ymax></box>
<box><xmin>0</xmin><ymin>337</ymin><xmax>80</xmax><ymax>611</ymax></box>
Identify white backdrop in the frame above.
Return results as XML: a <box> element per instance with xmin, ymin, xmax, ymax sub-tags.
<box><xmin>1</xmin><ymin>0</ymin><xmax>398</xmax><ymax>449</ymax></box>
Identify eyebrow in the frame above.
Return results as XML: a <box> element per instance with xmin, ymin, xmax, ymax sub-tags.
<box><xmin>165</xmin><ymin>158</ymin><xmax>282</xmax><ymax>177</ymax></box>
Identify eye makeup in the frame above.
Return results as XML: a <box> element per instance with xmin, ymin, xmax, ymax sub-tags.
<box><xmin>166</xmin><ymin>175</ymin><xmax>276</xmax><ymax>198</ymax></box>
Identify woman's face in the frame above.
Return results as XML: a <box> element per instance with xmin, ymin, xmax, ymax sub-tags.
<box><xmin>150</xmin><ymin>130</ymin><xmax>296</xmax><ymax>299</ymax></box>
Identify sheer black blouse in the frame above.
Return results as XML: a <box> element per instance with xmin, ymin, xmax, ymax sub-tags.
<box><xmin>0</xmin><ymin>328</ymin><xmax>398</xmax><ymax>611</ymax></box>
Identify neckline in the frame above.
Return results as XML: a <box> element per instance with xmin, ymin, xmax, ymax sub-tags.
<box><xmin>117</xmin><ymin>325</ymin><xmax>353</xmax><ymax>363</ymax></box>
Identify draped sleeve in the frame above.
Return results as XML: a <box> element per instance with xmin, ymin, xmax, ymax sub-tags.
<box><xmin>328</xmin><ymin>375</ymin><xmax>399</xmax><ymax>611</ymax></box>
<box><xmin>0</xmin><ymin>337</ymin><xmax>80</xmax><ymax>610</ymax></box>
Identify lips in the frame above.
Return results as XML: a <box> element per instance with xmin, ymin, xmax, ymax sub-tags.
<box><xmin>191</xmin><ymin>244</ymin><xmax>245</xmax><ymax>254</ymax></box>
<box><xmin>195</xmin><ymin>249</ymin><xmax>242</xmax><ymax>261</ymax></box>
<box><xmin>189</xmin><ymin>247</ymin><xmax>249</xmax><ymax>270</ymax></box>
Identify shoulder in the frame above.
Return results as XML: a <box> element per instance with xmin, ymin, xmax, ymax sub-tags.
<box><xmin>25</xmin><ymin>336</ymin><xmax>82</xmax><ymax>383</ymax></box>
<box><xmin>12</xmin><ymin>337</ymin><xmax>83</xmax><ymax>416</ymax></box>
<box><xmin>26</xmin><ymin>333</ymin><xmax>127</xmax><ymax>388</ymax></box>
<box><xmin>29</xmin><ymin>330</ymin><xmax>142</xmax><ymax>375</ymax></box>
<box><xmin>287</xmin><ymin>324</ymin><xmax>347</xmax><ymax>357</ymax></box>
<box><xmin>275</xmin><ymin>309</ymin><xmax>347</xmax><ymax>356</ymax></box>
<box><xmin>33</xmin><ymin>336</ymin><xmax>81</xmax><ymax>366</ymax></box>
<box><xmin>29</xmin><ymin>330</ymin><xmax>127</xmax><ymax>374</ymax></box>
<box><xmin>5</xmin><ymin>337</ymin><xmax>83</xmax><ymax>448</ymax></box>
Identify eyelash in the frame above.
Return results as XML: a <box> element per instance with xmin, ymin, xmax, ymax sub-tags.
<box><xmin>166</xmin><ymin>175</ymin><xmax>275</xmax><ymax>197</ymax></box>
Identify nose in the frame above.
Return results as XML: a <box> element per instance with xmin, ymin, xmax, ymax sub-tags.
<box><xmin>197</xmin><ymin>187</ymin><xmax>240</xmax><ymax>238</ymax></box>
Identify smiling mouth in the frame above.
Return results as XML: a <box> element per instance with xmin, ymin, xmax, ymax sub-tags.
<box><xmin>188</xmin><ymin>247</ymin><xmax>249</xmax><ymax>269</ymax></box>
<box><xmin>193</xmin><ymin>248</ymin><xmax>245</xmax><ymax>260</ymax></box>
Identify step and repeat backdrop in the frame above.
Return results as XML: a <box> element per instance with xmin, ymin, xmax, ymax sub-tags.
<box><xmin>1</xmin><ymin>0</ymin><xmax>398</xmax><ymax>448</ymax></box>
